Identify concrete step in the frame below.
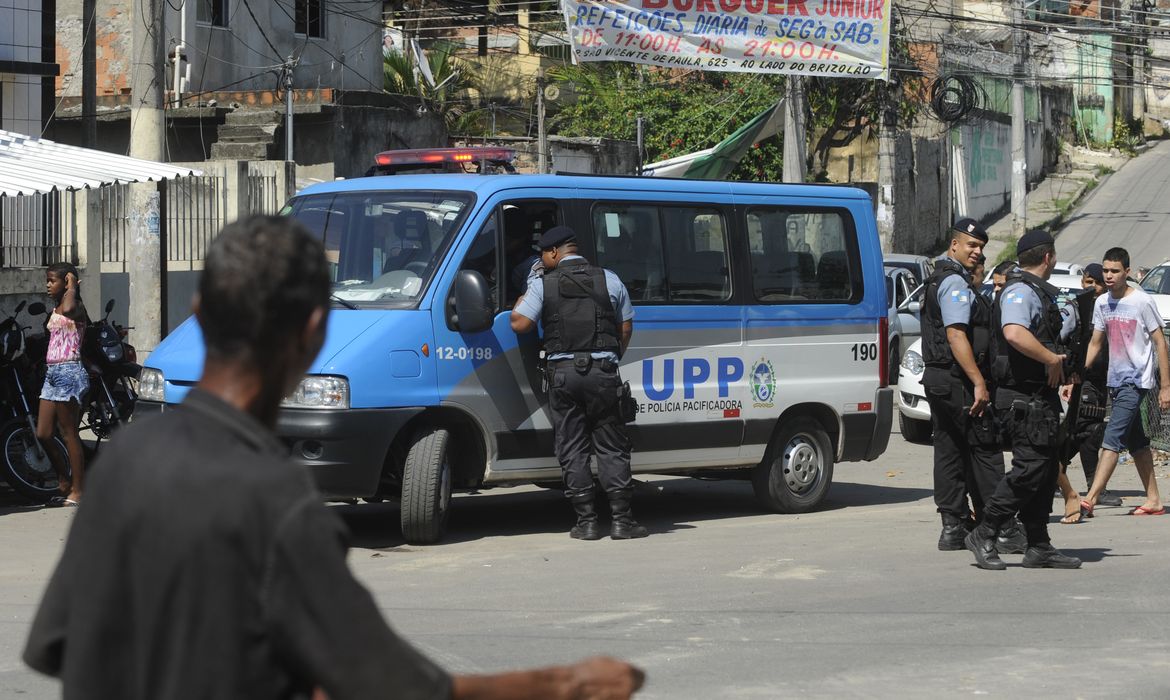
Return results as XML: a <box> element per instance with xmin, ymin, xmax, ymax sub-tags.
<box><xmin>224</xmin><ymin>109</ymin><xmax>282</xmax><ymax>126</ymax></box>
<box><xmin>216</xmin><ymin>124</ymin><xmax>278</xmax><ymax>140</ymax></box>
<box><xmin>210</xmin><ymin>141</ymin><xmax>272</xmax><ymax>161</ymax></box>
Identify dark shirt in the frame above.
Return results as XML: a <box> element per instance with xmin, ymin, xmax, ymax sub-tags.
<box><xmin>23</xmin><ymin>389</ymin><xmax>451</xmax><ymax>700</ymax></box>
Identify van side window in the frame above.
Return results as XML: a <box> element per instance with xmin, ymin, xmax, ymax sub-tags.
<box><xmin>501</xmin><ymin>201</ymin><xmax>561</xmax><ymax>308</ymax></box>
<box><xmin>746</xmin><ymin>208</ymin><xmax>858</xmax><ymax>303</ymax></box>
<box><xmin>591</xmin><ymin>204</ymin><xmax>667</xmax><ymax>303</ymax></box>
<box><xmin>460</xmin><ymin>210</ymin><xmax>500</xmax><ymax>314</ymax></box>
<box><xmin>662</xmin><ymin>207</ymin><xmax>730</xmax><ymax>302</ymax></box>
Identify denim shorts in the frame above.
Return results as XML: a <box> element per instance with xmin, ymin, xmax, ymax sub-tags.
<box><xmin>41</xmin><ymin>361</ymin><xmax>90</xmax><ymax>405</ymax></box>
<box><xmin>1102</xmin><ymin>384</ymin><xmax>1151</xmax><ymax>454</ymax></box>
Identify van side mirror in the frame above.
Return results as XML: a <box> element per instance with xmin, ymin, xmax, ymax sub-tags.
<box><xmin>898</xmin><ymin>300</ymin><xmax>921</xmax><ymax>315</ymax></box>
<box><xmin>452</xmin><ymin>270</ymin><xmax>494</xmax><ymax>333</ymax></box>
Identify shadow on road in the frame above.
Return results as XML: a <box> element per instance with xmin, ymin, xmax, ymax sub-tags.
<box><xmin>337</xmin><ymin>476</ymin><xmax>936</xmax><ymax>549</ymax></box>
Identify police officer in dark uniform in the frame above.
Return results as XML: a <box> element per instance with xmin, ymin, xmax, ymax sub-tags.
<box><xmin>922</xmin><ymin>218</ymin><xmax>1025</xmax><ymax>553</ymax></box>
<box><xmin>510</xmin><ymin>226</ymin><xmax>645</xmax><ymax>540</ymax></box>
<box><xmin>965</xmin><ymin>229</ymin><xmax>1082</xmax><ymax>570</ymax></box>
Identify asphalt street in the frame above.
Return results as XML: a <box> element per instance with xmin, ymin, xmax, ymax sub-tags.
<box><xmin>2</xmin><ymin>427</ymin><xmax>1169</xmax><ymax>699</ymax></box>
<box><xmin>1054</xmin><ymin>139</ymin><xmax>1170</xmax><ymax>268</ymax></box>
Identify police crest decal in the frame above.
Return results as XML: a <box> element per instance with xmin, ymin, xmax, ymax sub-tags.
<box><xmin>750</xmin><ymin>358</ymin><xmax>777</xmax><ymax>408</ymax></box>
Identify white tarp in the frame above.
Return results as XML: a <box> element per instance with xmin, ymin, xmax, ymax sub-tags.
<box><xmin>0</xmin><ymin>130</ymin><xmax>201</xmax><ymax>197</ymax></box>
<box><xmin>560</xmin><ymin>0</ymin><xmax>891</xmax><ymax>80</ymax></box>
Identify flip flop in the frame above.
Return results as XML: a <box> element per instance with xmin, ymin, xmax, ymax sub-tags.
<box><xmin>1129</xmin><ymin>505</ymin><xmax>1165</xmax><ymax>516</ymax></box>
<box><xmin>1080</xmin><ymin>500</ymin><xmax>1095</xmax><ymax>519</ymax></box>
<box><xmin>45</xmin><ymin>495</ymin><xmax>67</xmax><ymax>508</ymax></box>
<box><xmin>1060</xmin><ymin>511</ymin><xmax>1083</xmax><ymax>524</ymax></box>
<box><xmin>61</xmin><ymin>499</ymin><xmax>78</xmax><ymax>508</ymax></box>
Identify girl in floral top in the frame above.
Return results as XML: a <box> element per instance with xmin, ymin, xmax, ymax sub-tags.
<box><xmin>40</xmin><ymin>263</ymin><xmax>88</xmax><ymax>507</ymax></box>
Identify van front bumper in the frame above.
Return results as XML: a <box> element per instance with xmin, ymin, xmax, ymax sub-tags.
<box><xmin>134</xmin><ymin>400</ymin><xmax>422</xmax><ymax>499</ymax></box>
<box><xmin>838</xmin><ymin>388</ymin><xmax>893</xmax><ymax>462</ymax></box>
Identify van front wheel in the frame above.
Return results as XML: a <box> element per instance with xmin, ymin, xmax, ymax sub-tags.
<box><xmin>401</xmin><ymin>426</ymin><xmax>452</xmax><ymax>544</ymax></box>
<box><xmin>752</xmin><ymin>418</ymin><xmax>833</xmax><ymax>513</ymax></box>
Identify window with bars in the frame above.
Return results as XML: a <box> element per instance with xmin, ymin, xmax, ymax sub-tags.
<box><xmin>295</xmin><ymin>0</ymin><xmax>325</xmax><ymax>38</ymax></box>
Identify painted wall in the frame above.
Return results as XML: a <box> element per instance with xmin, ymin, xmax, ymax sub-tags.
<box><xmin>0</xmin><ymin>0</ymin><xmax>45</xmax><ymax>135</ymax></box>
<box><xmin>954</xmin><ymin>117</ymin><xmax>1044</xmax><ymax>223</ymax></box>
<box><xmin>55</xmin><ymin>0</ymin><xmax>383</xmax><ymax>100</ymax></box>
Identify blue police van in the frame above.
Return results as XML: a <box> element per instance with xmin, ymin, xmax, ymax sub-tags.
<box><xmin>138</xmin><ymin>163</ymin><xmax>893</xmax><ymax>543</ymax></box>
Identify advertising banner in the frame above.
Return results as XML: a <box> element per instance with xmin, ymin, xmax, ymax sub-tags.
<box><xmin>560</xmin><ymin>0</ymin><xmax>891</xmax><ymax>80</ymax></box>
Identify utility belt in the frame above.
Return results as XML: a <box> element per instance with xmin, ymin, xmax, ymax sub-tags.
<box><xmin>999</xmin><ymin>389</ymin><xmax>1059</xmax><ymax>448</ymax></box>
<box><xmin>540</xmin><ymin>351</ymin><xmax>637</xmax><ymax>424</ymax></box>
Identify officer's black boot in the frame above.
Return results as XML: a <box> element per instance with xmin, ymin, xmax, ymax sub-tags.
<box><xmin>608</xmin><ymin>490</ymin><xmax>649</xmax><ymax>540</ymax></box>
<box><xmin>995</xmin><ymin>517</ymin><xmax>1028</xmax><ymax>554</ymax></box>
<box><xmin>1020</xmin><ymin>521</ymin><xmax>1080</xmax><ymax>568</ymax></box>
<box><xmin>568</xmin><ymin>494</ymin><xmax>601</xmax><ymax>541</ymax></box>
<box><xmin>938</xmin><ymin>513</ymin><xmax>971</xmax><ymax>551</ymax></box>
<box><xmin>1022</xmin><ymin>542</ymin><xmax>1082</xmax><ymax>569</ymax></box>
<box><xmin>964</xmin><ymin>522</ymin><xmax>1007</xmax><ymax>570</ymax></box>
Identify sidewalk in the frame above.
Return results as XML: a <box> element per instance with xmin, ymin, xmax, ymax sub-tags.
<box><xmin>982</xmin><ymin>144</ymin><xmax>1133</xmax><ymax>264</ymax></box>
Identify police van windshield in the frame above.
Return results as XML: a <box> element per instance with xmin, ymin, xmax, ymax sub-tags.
<box><xmin>286</xmin><ymin>190</ymin><xmax>473</xmax><ymax>308</ymax></box>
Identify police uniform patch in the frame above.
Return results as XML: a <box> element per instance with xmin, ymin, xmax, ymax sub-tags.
<box><xmin>949</xmin><ymin>290</ymin><xmax>970</xmax><ymax>304</ymax></box>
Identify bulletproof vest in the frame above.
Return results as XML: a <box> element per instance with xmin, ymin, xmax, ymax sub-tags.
<box><xmin>921</xmin><ymin>259</ymin><xmax>993</xmax><ymax>376</ymax></box>
<box><xmin>991</xmin><ymin>269</ymin><xmax>1066</xmax><ymax>391</ymax></box>
<box><xmin>540</xmin><ymin>258</ymin><xmax>621</xmax><ymax>355</ymax></box>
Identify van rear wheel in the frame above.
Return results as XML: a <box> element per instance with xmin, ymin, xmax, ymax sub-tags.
<box><xmin>401</xmin><ymin>426</ymin><xmax>452</xmax><ymax>544</ymax></box>
<box><xmin>752</xmin><ymin>417</ymin><xmax>833</xmax><ymax>513</ymax></box>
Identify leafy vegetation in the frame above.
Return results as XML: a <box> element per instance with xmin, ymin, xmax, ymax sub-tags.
<box><xmin>384</xmin><ymin>43</ymin><xmax>480</xmax><ymax>130</ymax></box>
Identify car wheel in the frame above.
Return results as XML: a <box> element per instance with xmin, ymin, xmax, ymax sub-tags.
<box><xmin>899</xmin><ymin>411</ymin><xmax>933</xmax><ymax>444</ymax></box>
<box><xmin>752</xmin><ymin>417</ymin><xmax>833</xmax><ymax>513</ymax></box>
<box><xmin>400</xmin><ymin>426</ymin><xmax>452</xmax><ymax>544</ymax></box>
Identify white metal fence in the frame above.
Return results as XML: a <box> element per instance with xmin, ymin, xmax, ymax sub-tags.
<box><xmin>2</xmin><ymin>160</ymin><xmax>293</xmax><ymax>273</ymax></box>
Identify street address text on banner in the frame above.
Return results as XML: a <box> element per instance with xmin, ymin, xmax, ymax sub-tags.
<box><xmin>560</xmin><ymin>0</ymin><xmax>891</xmax><ymax>80</ymax></box>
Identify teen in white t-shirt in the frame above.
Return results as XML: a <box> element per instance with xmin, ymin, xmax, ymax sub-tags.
<box><xmin>1082</xmin><ymin>248</ymin><xmax>1170</xmax><ymax>517</ymax></box>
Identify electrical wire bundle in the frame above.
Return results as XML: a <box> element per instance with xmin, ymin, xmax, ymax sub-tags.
<box><xmin>929</xmin><ymin>74</ymin><xmax>982</xmax><ymax>123</ymax></box>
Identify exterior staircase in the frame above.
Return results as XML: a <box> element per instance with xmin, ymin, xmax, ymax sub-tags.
<box><xmin>210</xmin><ymin>110</ymin><xmax>283</xmax><ymax>161</ymax></box>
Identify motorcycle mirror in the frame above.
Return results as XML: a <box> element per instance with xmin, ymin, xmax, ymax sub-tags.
<box><xmin>105</xmin><ymin>299</ymin><xmax>115</xmax><ymax>315</ymax></box>
<box><xmin>27</xmin><ymin>302</ymin><xmax>45</xmax><ymax>316</ymax></box>
<box><xmin>14</xmin><ymin>300</ymin><xmax>25</xmax><ymax>314</ymax></box>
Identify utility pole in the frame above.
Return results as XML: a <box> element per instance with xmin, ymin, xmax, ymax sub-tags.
<box><xmin>782</xmin><ymin>77</ymin><xmax>807</xmax><ymax>183</ymax></box>
<box><xmin>1010</xmin><ymin>0</ymin><xmax>1028</xmax><ymax>238</ymax></box>
<box><xmin>876</xmin><ymin>79</ymin><xmax>898</xmax><ymax>251</ymax></box>
<box><xmin>128</xmin><ymin>0</ymin><xmax>166</xmax><ymax>352</ymax></box>
<box><xmin>284</xmin><ymin>57</ymin><xmax>295</xmax><ymax>162</ymax></box>
<box><xmin>1132</xmin><ymin>0</ymin><xmax>1147</xmax><ymax>122</ymax></box>
<box><xmin>536</xmin><ymin>69</ymin><xmax>547</xmax><ymax>174</ymax></box>
<box><xmin>81</xmin><ymin>0</ymin><xmax>96</xmax><ymax>147</ymax></box>
<box><xmin>636</xmin><ymin>115</ymin><xmax>644</xmax><ymax>176</ymax></box>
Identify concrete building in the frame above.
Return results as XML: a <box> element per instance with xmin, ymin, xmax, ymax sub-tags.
<box><xmin>0</xmin><ymin>0</ymin><xmax>55</xmax><ymax>136</ymax></box>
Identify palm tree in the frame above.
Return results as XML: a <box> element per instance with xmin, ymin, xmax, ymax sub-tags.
<box><xmin>384</xmin><ymin>43</ymin><xmax>479</xmax><ymax>130</ymax></box>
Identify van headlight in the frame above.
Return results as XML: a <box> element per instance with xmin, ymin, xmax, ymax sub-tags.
<box><xmin>901</xmin><ymin>349</ymin><xmax>924</xmax><ymax>376</ymax></box>
<box><xmin>139</xmin><ymin>368</ymin><xmax>165</xmax><ymax>402</ymax></box>
<box><xmin>283</xmin><ymin>376</ymin><xmax>350</xmax><ymax>409</ymax></box>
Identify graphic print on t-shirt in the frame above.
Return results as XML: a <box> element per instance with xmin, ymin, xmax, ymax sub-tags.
<box><xmin>1092</xmin><ymin>289</ymin><xmax>1162</xmax><ymax>389</ymax></box>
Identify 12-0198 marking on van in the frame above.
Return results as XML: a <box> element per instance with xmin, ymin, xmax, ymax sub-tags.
<box><xmin>435</xmin><ymin>346</ymin><xmax>494</xmax><ymax>361</ymax></box>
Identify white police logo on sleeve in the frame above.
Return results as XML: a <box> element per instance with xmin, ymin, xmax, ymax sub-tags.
<box><xmin>949</xmin><ymin>290</ymin><xmax>970</xmax><ymax>304</ymax></box>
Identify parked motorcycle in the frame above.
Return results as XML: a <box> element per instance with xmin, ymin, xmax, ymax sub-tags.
<box><xmin>0</xmin><ymin>301</ymin><xmax>70</xmax><ymax>502</ymax></box>
<box><xmin>80</xmin><ymin>299</ymin><xmax>140</xmax><ymax>446</ymax></box>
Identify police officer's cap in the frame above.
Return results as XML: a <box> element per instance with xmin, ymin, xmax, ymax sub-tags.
<box><xmin>952</xmin><ymin>217</ymin><xmax>989</xmax><ymax>243</ymax></box>
<box><xmin>1016</xmin><ymin>228</ymin><xmax>1054</xmax><ymax>254</ymax></box>
<box><xmin>538</xmin><ymin>225</ymin><xmax>577</xmax><ymax>250</ymax></box>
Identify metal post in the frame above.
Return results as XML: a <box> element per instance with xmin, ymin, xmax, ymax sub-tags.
<box><xmin>81</xmin><ymin>0</ymin><xmax>96</xmax><ymax>147</ymax></box>
<box><xmin>1010</xmin><ymin>0</ymin><xmax>1027</xmax><ymax>238</ymax></box>
<box><xmin>636</xmin><ymin>116</ymin><xmax>644</xmax><ymax>176</ymax></box>
<box><xmin>536</xmin><ymin>70</ymin><xmax>547</xmax><ymax>174</ymax></box>
<box><xmin>284</xmin><ymin>58</ymin><xmax>295</xmax><ymax>163</ymax></box>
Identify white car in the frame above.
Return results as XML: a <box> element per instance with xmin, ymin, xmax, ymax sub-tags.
<box><xmin>984</xmin><ymin>261</ymin><xmax>1084</xmax><ymax>293</ymax></box>
<box><xmin>897</xmin><ymin>337</ymin><xmax>932</xmax><ymax>443</ymax></box>
<box><xmin>1138</xmin><ymin>263</ymin><xmax>1170</xmax><ymax>324</ymax></box>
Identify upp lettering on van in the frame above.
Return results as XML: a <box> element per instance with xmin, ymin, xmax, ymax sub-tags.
<box><xmin>642</xmin><ymin>357</ymin><xmax>744</xmax><ymax>400</ymax></box>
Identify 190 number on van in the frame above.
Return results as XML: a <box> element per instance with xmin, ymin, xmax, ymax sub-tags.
<box><xmin>850</xmin><ymin>343</ymin><xmax>878</xmax><ymax>362</ymax></box>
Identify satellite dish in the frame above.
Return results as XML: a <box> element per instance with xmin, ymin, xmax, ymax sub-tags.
<box><xmin>543</xmin><ymin>84</ymin><xmax>560</xmax><ymax>102</ymax></box>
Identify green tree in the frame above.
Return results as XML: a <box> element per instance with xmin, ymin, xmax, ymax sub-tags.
<box><xmin>550</xmin><ymin>65</ymin><xmax>788</xmax><ymax>181</ymax></box>
<box><xmin>384</xmin><ymin>43</ymin><xmax>479</xmax><ymax>130</ymax></box>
